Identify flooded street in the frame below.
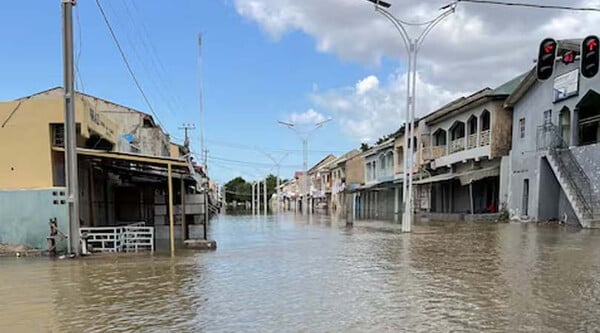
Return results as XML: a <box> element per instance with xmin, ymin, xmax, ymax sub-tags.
<box><xmin>2</xmin><ymin>214</ymin><xmax>600</xmax><ymax>332</ymax></box>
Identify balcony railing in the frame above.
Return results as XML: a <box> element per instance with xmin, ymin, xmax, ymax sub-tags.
<box><xmin>422</xmin><ymin>146</ymin><xmax>446</xmax><ymax>161</ymax></box>
<box><xmin>467</xmin><ymin>133</ymin><xmax>477</xmax><ymax>149</ymax></box>
<box><xmin>449</xmin><ymin>138</ymin><xmax>465</xmax><ymax>153</ymax></box>
<box><xmin>480</xmin><ymin>130</ymin><xmax>491</xmax><ymax>146</ymax></box>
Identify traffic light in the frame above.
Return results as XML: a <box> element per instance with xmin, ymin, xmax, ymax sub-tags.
<box><xmin>537</xmin><ymin>38</ymin><xmax>557</xmax><ymax>81</ymax></box>
<box><xmin>581</xmin><ymin>35</ymin><xmax>599</xmax><ymax>79</ymax></box>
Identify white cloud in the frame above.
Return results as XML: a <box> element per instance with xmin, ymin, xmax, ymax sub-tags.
<box><xmin>356</xmin><ymin>75</ymin><xmax>379</xmax><ymax>95</ymax></box>
<box><xmin>235</xmin><ymin>0</ymin><xmax>600</xmax><ymax>91</ymax></box>
<box><xmin>289</xmin><ymin>108</ymin><xmax>327</xmax><ymax>125</ymax></box>
<box><xmin>234</xmin><ymin>0</ymin><xmax>600</xmax><ymax>142</ymax></box>
<box><xmin>312</xmin><ymin>72</ymin><xmax>466</xmax><ymax>143</ymax></box>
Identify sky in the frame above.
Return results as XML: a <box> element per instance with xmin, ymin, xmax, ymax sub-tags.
<box><xmin>1</xmin><ymin>0</ymin><xmax>599</xmax><ymax>185</ymax></box>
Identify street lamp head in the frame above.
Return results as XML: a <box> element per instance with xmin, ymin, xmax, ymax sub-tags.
<box><xmin>277</xmin><ymin>120</ymin><xmax>295</xmax><ymax>128</ymax></box>
<box><xmin>364</xmin><ymin>0</ymin><xmax>392</xmax><ymax>8</ymax></box>
<box><xmin>440</xmin><ymin>2</ymin><xmax>457</xmax><ymax>10</ymax></box>
<box><xmin>315</xmin><ymin>118</ymin><xmax>333</xmax><ymax>128</ymax></box>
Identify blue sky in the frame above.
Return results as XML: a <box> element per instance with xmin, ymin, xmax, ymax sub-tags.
<box><xmin>0</xmin><ymin>0</ymin><xmax>399</xmax><ymax>184</ymax></box>
<box><xmin>2</xmin><ymin>0</ymin><xmax>591</xmax><ymax>184</ymax></box>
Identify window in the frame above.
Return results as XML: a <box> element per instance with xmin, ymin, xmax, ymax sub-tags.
<box><xmin>543</xmin><ymin>110</ymin><xmax>552</xmax><ymax>125</ymax></box>
<box><xmin>481</xmin><ymin>110</ymin><xmax>491</xmax><ymax>131</ymax></box>
<box><xmin>51</xmin><ymin>124</ymin><xmax>64</xmax><ymax>147</ymax></box>
<box><xmin>519</xmin><ymin>118</ymin><xmax>526</xmax><ymax>139</ymax></box>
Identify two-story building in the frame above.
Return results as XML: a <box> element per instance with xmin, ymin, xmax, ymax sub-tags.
<box><xmin>307</xmin><ymin>154</ymin><xmax>336</xmax><ymax>212</ymax></box>
<box><xmin>505</xmin><ymin>39</ymin><xmax>600</xmax><ymax>228</ymax></box>
<box><xmin>355</xmin><ymin>139</ymin><xmax>396</xmax><ymax>220</ymax></box>
<box><xmin>328</xmin><ymin>150</ymin><xmax>360</xmax><ymax>215</ymax></box>
<box><xmin>0</xmin><ymin>89</ymin><xmax>206</xmax><ymax>250</ymax></box>
<box><xmin>414</xmin><ymin>74</ymin><xmax>523</xmax><ymax>220</ymax></box>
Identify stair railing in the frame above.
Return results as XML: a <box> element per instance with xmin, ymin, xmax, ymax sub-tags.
<box><xmin>537</xmin><ymin>123</ymin><xmax>596</xmax><ymax>219</ymax></box>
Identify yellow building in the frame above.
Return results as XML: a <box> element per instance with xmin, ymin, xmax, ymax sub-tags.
<box><xmin>0</xmin><ymin>89</ymin><xmax>200</xmax><ymax>250</ymax></box>
<box><xmin>0</xmin><ymin>95</ymin><xmax>119</xmax><ymax>190</ymax></box>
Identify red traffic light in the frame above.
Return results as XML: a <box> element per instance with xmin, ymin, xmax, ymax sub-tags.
<box><xmin>562</xmin><ymin>51</ymin><xmax>575</xmax><ymax>64</ymax></box>
<box><xmin>582</xmin><ymin>35</ymin><xmax>599</xmax><ymax>79</ymax></box>
<box><xmin>587</xmin><ymin>39</ymin><xmax>598</xmax><ymax>52</ymax></box>
<box><xmin>537</xmin><ymin>38</ymin><xmax>557</xmax><ymax>81</ymax></box>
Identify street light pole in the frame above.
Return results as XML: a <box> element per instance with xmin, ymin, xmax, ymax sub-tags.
<box><xmin>252</xmin><ymin>181</ymin><xmax>256</xmax><ymax>215</ymax></box>
<box><xmin>364</xmin><ymin>0</ymin><xmax>456</xmax><ymax>232</ymax></box>
<box><xmin>278</xmin><ymin>119</ymin><xmax>332</xmax><ymax>215</ymax></box>
<box><xmin>261</xmin><ymin>152</ymin><xmax>290</xmax><ymax>214</ymax></box>
<box><xmin>263</xmin><ymin>177</ymin><xmax>267</xmax><ymax>215</ymax></box>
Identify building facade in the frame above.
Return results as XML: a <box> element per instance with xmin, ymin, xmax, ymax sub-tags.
<box><xmin>505</xmin><ymin>40</ymin><xmax>600</xmax><ymax>227</ymax></box>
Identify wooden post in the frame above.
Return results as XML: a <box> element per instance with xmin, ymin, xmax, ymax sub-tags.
<box><xmin>181</xmin><ymin>177</ymin><xmax>186</xmax><ymax>243</ymax></box>
<box><xmin>88</xmin><ymin>163</ymin><xmax>95</xmax><ymax>227</ymax></box>
<box><xmin>168</xmin><ymin>163</ymin><xmax>175</xmax><ymax>256</ymax></box>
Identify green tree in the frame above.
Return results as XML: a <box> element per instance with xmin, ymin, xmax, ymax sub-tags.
<box><xmin>224</xmin><ymin>177</ymin><xmax>252</xmax><ymax>203</ymax></box>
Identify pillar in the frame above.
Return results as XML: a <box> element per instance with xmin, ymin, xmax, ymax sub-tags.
<box><xmin>168</xmin><ymin>164</ymin><xmax>175</xmax><ymax>256</ymax></box>
<box><xmin>571</xmin><ymin>108</ymin><xmax>579</xmax><ymax>147</ymax></box>
<box><xmin>394</xmin><ymin>186</ymin><xmax>400</xmax><ymax>222</ymax></box>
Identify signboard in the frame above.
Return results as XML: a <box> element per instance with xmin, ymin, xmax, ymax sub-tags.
<box><xmin>553</xmin><ymin>68</ymin><xmax>579</xmax><ymax>103</ymax></box>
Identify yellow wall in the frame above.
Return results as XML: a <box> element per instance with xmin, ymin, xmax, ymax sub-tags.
<box><xmin>0</xmin><ymin>97</ymin><xmax>118</xmax><ymax>190</ymax></box>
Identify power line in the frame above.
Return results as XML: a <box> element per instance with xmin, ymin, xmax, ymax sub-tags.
<box><xmin>205</xmin><ymin>138</ymin><xmax>349</xmax><ymax>154</ymax></box>
<box><xmin>205</xmin><ymin>155</ymin><xmax>301</xmax><ymax>169</ymax></box>
<box><xmin>119</xmin><ymin>0</ymin><xmax>183</xmax><ymax>119</ymax></box>
<box><xmin>457</xmin><ymin>0</ymin><xmax>600</xmax><ymax>12</ymax></box>
<box><xmin>94</xmin><ymin>0</ymin><xmax>168</xmax><ymax>133</ymax></box>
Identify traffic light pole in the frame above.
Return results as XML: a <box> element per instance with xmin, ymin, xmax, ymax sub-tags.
<box><xmin>368</xmin><ymin>0</ymin><xmax>455</xmax><ymax>232</ymax></box>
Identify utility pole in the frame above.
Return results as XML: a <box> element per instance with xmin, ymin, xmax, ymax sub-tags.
<box><xmin>179</xmin><ymin>123</ymin><xmax>195</xmax><ymax>150</ymax></box>
<box><xmin>62</xmin><ymin>0</ymin><xmax>80</xmax><ymax>255</ymax></box>
<box><xmin>197</xmin><ymin>33</ymin><xmax>205</xmax><ymax>166</ymax></box>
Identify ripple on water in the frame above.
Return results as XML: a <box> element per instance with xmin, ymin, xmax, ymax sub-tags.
<box><xmin>1</xmin><ymin>216</ymin><xmax>600</xmax><ymax>332</ymax></box>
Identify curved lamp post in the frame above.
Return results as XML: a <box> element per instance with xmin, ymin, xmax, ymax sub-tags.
<box><xmin>364</xmin><ymin>0</ymin><xmax>456</xmax><ymax>232</ymax></box>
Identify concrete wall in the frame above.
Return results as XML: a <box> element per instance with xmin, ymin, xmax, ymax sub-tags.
<box><xmin>509</xmin><ymin>59</ymin><xmax>600</xmax><ymax>222</ymax></box>
<box><xmin>570</xmin><ymin>143</ymin><xmax>600</xmax><ymax>197</ymax></box>
<box><xmin>345</xmin><ymin>154</ymin><xmax>365</xmax><ymax>187</ymax></box>
<box><xmin>538</xmin><ymin>158</ymin><xmax>560</xmax><ymax>221</ymax></box>
<box><xmin>0</xmin><ymin>188</ymin><xmax>68</xmax><ymax>249</ymax></box>
<box><xmin>138</xmin><ymin>127</ymin><xmax>170</xmax><ymax>157</ymax></box>
<box><xmin>499</xmin><ymin>156</ymin><xmax>510</xmax><ymax>211</ymax></box>
<box><xmin>491</xmin><ymin>104</ymin><xmax>513</xmax><ymax>158</ymax></box>
<box><xmin>0</xmin><ymin>98</ymin><xmax>117</xmax><ymax>189</ymax></box>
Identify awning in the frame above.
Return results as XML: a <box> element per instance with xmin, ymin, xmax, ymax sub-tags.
<box><xmin>458</xmin><ymin>166</ymin><xmax>499</xmax><ymax>185</ymax></box>
<box><xmin>413</xmin><ymin>172</ymin><xmax>455</xmax><ymax>185</ymax></box>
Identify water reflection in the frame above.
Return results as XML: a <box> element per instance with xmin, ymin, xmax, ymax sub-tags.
<box><xmin>1</xmin><ymin>214</ymin><xmax>600</xmax><ymax>332</ymax></box>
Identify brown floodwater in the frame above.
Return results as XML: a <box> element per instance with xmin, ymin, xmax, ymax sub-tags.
<box><xmin>1</xmin><ymin>214</ymin><xmax>600</xmax><ymax>332</ymax></box>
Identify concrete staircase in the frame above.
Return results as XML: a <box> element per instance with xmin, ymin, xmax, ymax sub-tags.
<box><xmin>546</xmin><ymin>148</ymin><xmax>600</xmax><ymax>228</ymax></box>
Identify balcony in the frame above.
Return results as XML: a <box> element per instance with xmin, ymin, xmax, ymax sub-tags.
<box><xmin>422</xmin><ymin>146</ymin><xmax>446</xmax><ymax>161</ymax></box>
<box><xmin>467</xmin><ymin>134</ymin><xmax>477</xmax><ymax>149</ymax></box>
<box><xmin>449</xmin><ymin>138</ymin><xmax>465</xmax><ymax>153</ymax></box>
<box><xmin>480</xmin><ymin>129</ymin><xmax>491</xmax><ymax>146</ymax></box>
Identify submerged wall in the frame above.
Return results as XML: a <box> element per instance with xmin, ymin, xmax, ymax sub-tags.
<box><xmin>0</xmin><ymin>188</ymin><xmax>68</xmax><ymax>249</ymax></box>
